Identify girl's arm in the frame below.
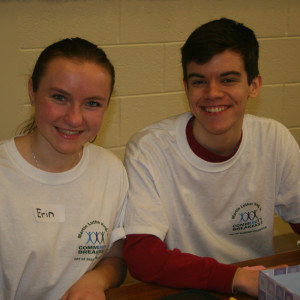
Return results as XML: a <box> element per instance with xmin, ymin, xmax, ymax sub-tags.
<box><xmin>61</xmin><ymin>239</ymin><xmax>126</xmax><ymax>300</ymax></box>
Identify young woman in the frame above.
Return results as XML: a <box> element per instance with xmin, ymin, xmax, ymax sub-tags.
<box><xmin>0</xmin><ymin>38</ymin><xmax>128</xmax><ymax>300</ymax></box>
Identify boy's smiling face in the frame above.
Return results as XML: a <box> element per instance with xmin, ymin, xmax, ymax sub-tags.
<box><xmin>184</xmin><ymin>49</ymin><xmax>261</xmax><ymax>154</ymax></box>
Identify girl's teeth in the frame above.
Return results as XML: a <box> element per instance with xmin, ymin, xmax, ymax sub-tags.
<box><xmin>59</xmin><ymin>129</ymin><xmax>80</xmax><ymax>135</ymax></box>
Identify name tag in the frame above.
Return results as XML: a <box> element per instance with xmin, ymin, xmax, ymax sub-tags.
<box><xmin>33</xmin><ymin>204</ymin><xmax>65</xmax><ymax>223</ymax></box>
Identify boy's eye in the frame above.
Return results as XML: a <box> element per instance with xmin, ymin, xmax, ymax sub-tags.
<box><xmin>52</xmin><ymin>94</ymin><xmax>66</xmax><ymax>101</ymax></box>
<box><xmin>191</xmin><ymin>79</ymin><xmax>206</xmax><ymax>86</ymax></box>
<box><xmin>222</xmin><ymin>77</ymin><xmax>238</xmax><ymax>84</ymax></box>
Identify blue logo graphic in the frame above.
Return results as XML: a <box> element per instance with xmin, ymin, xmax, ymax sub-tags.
<box><xmin>85</xmin><ymin>231</ymin><xmax>106</xmax><ymax>245</ymax></box>
<box><xmin>238</xmin><ymin>210</ymin><xmax>258</xmax><ymax>223</ymax></box>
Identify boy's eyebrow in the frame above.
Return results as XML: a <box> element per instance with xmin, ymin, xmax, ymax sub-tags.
<box><xmin>220</xmin><ymin>71</ymin><xmax>241</xmax><ymax>77</ymax></box>
<box><xmin>187</xmin><ymin>71</ymin><xmax>241</xmax><ymax>79</ymax></box>
<box><xmin>187</xmin><ymin>73</ymin><xmax>205</xmax><ymax>79</ymax></box>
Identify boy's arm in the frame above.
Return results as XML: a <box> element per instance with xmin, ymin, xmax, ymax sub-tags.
<box><xmin>124</xmin><ymin>234</ymin><xmax>238</xmax><ymax>294</ymax></box>
<box><xmin>124</xmin><ymin>234</ymin><xmax>274</xmax><ymax>297</ymax></box>
<box><xmin>61</xmin><ymin>239</ymin><xmax>127</xmax><ymax>300</ymax></box>
<box><xmin>289</xmin><ymin>223</ymin><xmax>300</xmax><ymax>234</ymax></box>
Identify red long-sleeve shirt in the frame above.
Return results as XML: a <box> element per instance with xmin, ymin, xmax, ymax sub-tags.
<box><xmin>290</xmin><ymin>223</ymin><xmax>300</xmax><ymax>234</ymax></box>
<box><xmin>123</xmin><ymin>234</ymin><xmax>238</xmax><ymax>294</ymax></box>
<box><xmin>124</xmin><ymin>225</ymin><xmax>300</xmax><ymax>293</ymax></box>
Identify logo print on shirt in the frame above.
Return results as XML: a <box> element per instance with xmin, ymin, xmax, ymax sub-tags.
<box><xmin>229</xmin><ymin>202</ymin><xmax>267</xmax><ymax>235</ymax></box>
<box><xmin>238</xmin><ymin>210</ymin><xmax>258</xmax><ymax>222</ymax></box>
<box><xmin>75</xmin><ymin>220</ymin><xmax>109</xmax><ymax>262</ymax></box>
<box><xmin>85</xmin><ymin>231</ymin><xmax>106</xmax><ymax>245</ymax></box>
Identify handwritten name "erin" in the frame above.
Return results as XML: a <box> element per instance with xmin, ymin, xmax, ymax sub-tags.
<box><xmin>36</xmin><ymin>208</ymin><xmax>55</xmax><ymax>219</ymax></box>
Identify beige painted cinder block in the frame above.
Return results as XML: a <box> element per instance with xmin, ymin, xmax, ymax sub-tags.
<box><xmin>0</xmin><ymin>24</ymin><xmax>24</xmax><ymax>139</ymax></box>
<box><xmin>120</xmin><ymin>92</ymin><xmax>189</xmax><ymax>145</ymax></box>
<box><xmin>3</xmin><ymin>0</ymin><xmax>120</xmax><ymax>49</ymax></box>
<box><xmin>0</xmin><ymin>0</ymin><xmax>298</xmax><ymax>248</ymax></box>
<box><xmin>260</xmin><ymin>38</ymin><xmax>300</xmax><ymax>85</ymax></box>
<box><xmin>119</xmin><ymin>0</ymin><xmax>209</xmax><ymax>43</ymax></box>
<box><xmin>245</xmin><ymin>85</ymin><xmax>285</xmax><ymax>122</ymax></box>
<box><xmin>246</xmin><ymin>84</ymin><xmax>300</xmax><ymax>129</ymax></box>
<box><xmin>17</xmin><ymin>49</ymin><xmax>41</xmax><ymax>100</ymax></box>
<box><xmin>288</xmin><ymin>0</ymin><xmax>300</xmax><ymax>36</ymax></box>
<box><xmin>109</xmin><ymin>146</ymin><xmax>127</xmax><ymax>163</ymax></box>
<box><xmin>246</xmin><ymin>84</ymin><xmax>300</xmax><ymax>147</ymax></box>
<box><xmin>2</xmin><ymin>49</ymin><xmax>49</xmax><ymax>139</ymax></box>
<box><xmin>119</xmin><ymin>0</ymin><xmax>289</xmax><ymax>43</ymax></box>
<box><xmin>273</xmin><ymin>214</ymin><xmax>299</xmax><ymax>253</ymax></box>
<box><xmin>93</xmin><ymin>98</ymin><xmax>120</xmax><ymax>149</ymax></box>
<box><xmin>164</xmin><ymin>43</ymin><xmax>185</xmax><ymax>92</ymax></box>
<box><xmin>206</xmin><ymin>0</ymin><xmax>289</xmax><ymax>38</ymax></box>
<box><xmin>290</xmin><ymin>128</ymin><xmax>300</xmax><ymax>147</ymax></box>
<box><xmin>0</xmin><ymin>0</ymin><xmax>299</xmax><ymax>162</ymax></box>
<box><xmin>282</xmin><ymin>84</ymin><xmax>300</xmax><ymax>128</ymax></box>
<box><xmin>104</xmin><ymin>45</ymin><xmax>164</xmax><ymax>97</ymax></box>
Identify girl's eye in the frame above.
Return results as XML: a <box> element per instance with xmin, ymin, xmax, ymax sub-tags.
<box><xmin>52</xmin><ymin>94</ymin><xmax>66</xmax><ymax>101</ymax></box>
<box><xmin>86</xmin><ymin>100</ymin><xmax>101</xmax><ymax>107</ymax></box>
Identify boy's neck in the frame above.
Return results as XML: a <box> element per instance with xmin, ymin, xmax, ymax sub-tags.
<box><xmin>186</xmin><ymin>116</ymin><xmax>242</xmax><ymax>162</ymax></box>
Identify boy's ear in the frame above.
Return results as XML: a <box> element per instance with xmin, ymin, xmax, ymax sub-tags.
<box><xmin>183</xmin><ymin>79</ymin><xmax>188</xmax><ymax>94</ymax></box>
<box><xmin>28</xmin><ymin>78</ymin><xmax>35</xmax><ymax>106</ymax></box>
<box><xmin>249</xmin><ymin>75</ymin><xmax>262</xmax><ymax>98</ymax></box>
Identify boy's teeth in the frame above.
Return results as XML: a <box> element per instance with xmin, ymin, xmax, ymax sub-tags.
<box><xmin>205</xmin><ymin>106</ymin><xmax>226</xmax><ymax>113</ymax></box>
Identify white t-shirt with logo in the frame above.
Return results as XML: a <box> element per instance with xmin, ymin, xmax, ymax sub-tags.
<box><xmin>0</xmin><ymin>138</ymin><xmax>128</xmax><ymax>300</ymax></box>
<box><xmin>124</xmin><ymin>112</ymin><xmax>300</xmax><ymax>263</ymax></box>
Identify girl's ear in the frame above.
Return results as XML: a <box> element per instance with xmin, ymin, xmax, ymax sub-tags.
<box><xmin>249</xmin><ymin>75</ymin><xmax>262</xmax><ymax>98</ymax></box>
<box><xmin>28</xmin><ymin>78</ymin><xmax>36</xmax><ymax>106</ymax></box>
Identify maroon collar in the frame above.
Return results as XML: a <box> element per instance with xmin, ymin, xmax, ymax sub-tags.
<box><xmin>186</xmin><ymin>116</ymin><xmax>241</xmax><ymax>163</ymax></box>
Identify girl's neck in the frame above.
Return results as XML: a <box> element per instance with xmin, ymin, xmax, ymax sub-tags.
<box><xmin>15</xmin><ymin>132</ymin><xmax>82</xmax><ymax>173</ymax></box>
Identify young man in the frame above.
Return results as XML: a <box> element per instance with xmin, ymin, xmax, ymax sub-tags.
<box><xmin>123</xmin><ymin>18</ymin><xmax>300</xmax><ymax>296</ymax></box>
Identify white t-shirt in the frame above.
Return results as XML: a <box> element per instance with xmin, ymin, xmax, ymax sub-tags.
<box><xmin>0</xmin><ymin>138</ymin><xmax>128</xmax><ymax>300</ymax></box>
<box><xmin>124</xmin><ymin>112</ymin><xmax>300</xmax><ymax>263</ymax></box>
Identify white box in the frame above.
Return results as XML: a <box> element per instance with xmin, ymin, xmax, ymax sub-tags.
<box><xmin>259</xmin><ymin>265</ymin><xmax>300</xmax><ymax>300</ymax></box>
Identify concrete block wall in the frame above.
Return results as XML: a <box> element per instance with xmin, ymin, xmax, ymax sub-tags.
<box><xmin>1</xmin><ymin>0</ymin><xmax>299</xmax><ymax>160</ymax></box>
<box><xmin>0</xmin><ymin>0</ymin><xmax>299</xmax><ymax>250</ymax></box>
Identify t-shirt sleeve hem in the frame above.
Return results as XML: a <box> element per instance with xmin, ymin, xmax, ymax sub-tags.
<box><xmin>125</xmin><ymin>226</ymin><xmax>166</xmax><ymax>241</ymax></box>
<box><xmin>110</xmin><ymin>227</ymin><xmax>126</xmax><ymax>246</ymax></box>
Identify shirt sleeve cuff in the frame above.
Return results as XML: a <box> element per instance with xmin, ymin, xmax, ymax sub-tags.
<box><xmin>206</xmin><ymin>262</ymin><xmax>239</xmax><ymax>294</ymax></box>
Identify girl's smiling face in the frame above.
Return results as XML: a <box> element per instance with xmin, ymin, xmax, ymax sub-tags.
<box><xmin>29</xmin><ymin>57</ymin><xmax>112</xmax><ymax>156</ymax></box>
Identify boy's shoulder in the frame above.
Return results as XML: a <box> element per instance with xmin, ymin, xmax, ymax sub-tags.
<box><xmin>129</xmin><ymin>112</ymin><xmax>191</xmax><ymax>144</ymax></box>
<box><xmin>244</xmin><ymin>114</ymin><xmax>289</xmax><ymax>131</ymax></box>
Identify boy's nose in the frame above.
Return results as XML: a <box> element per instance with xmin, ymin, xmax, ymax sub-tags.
<box><xmin>204</xmin><ymin>82</ymin><xmax>224</xmax><ymax>100</ymax></box>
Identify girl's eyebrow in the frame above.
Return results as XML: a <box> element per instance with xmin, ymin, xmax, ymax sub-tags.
<box><xmin>49</xmin><ymin>87</ymin><xmax>70</xmax><ymax>95</ymax></box>
<box><xmin>49</xmin><ymin>87</ymin><xmax>106</xmax><ymax>101</ymax></box>
<box><xmin>86</xmin><ymin>96</ymin><xmax>106</xmax><ymax>101</ymax></box>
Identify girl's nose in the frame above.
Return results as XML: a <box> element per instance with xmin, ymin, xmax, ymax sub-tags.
<box><xmin>64</xmin><ymin>106</ymin><xmax>83</xmax><ymax>127</ymax></box>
